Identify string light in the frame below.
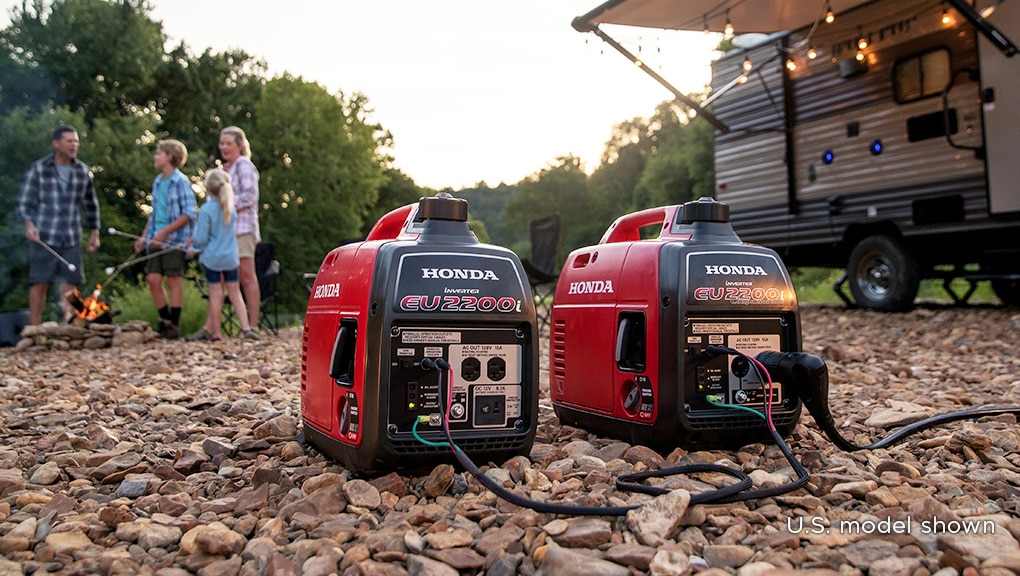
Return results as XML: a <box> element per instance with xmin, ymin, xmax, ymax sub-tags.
<box><xmin>942</xmin><ymin>7</ymin><xmax>952</xmax><ymax>24</ymax></box>
<box><xmin>807</xmin><ymin>46</ymin><xmax>818</xmax><ymax>59</ymax></box>
<box><xmin>738</xmin><ymin>74</ymin><xmax>749</xmax><ymax>84</ymax></box>
<box><xmin>856</xmin><ymin>50</ymin><xmax>865</xmax><ymax>61</ymax></box>
<box><xmin>786</xmin><ymin>59</ymin><xmax>798</xmax><ymax>71</ymax></box>
<box><xmin>825</xmin><ymin>1</ymin><xmax>835</xmax><ymax>23</ymax></box>
<box><xmin>724</xmin><ymin>10</ymin><xmax>734</xmax><ymax>37</ymax></box>
<box><xmin>857</xmin><ymin>26</ymin><xmax>868</xmax><ymax>49</ymax></box>
<box><xmin>743</xmin><ymin>57</ymin><xmax>753</xmax><ymax>71</ymax></box>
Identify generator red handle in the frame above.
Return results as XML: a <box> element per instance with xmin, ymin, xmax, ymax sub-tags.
<box><xmin>599</xmin><ymin>205</ymin><xmax>681</xmax><ymax>244</ymax></box>
<box><xmin>366</xmin><ymin>204</ymin><xmax>415</xmax><ymax>241</ymax></box>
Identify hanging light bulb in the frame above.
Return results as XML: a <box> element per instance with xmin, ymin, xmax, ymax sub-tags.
<box><xmin>724</xmin><ymin>10</ymin><xmax>734</xmax><ymax>37</ymax></box>
<box><xmin>856</xmin><ymin>50</ymin><xmax>865</xmax><ymax>61</ymax></box>
<box><xmin>857</xmin><ymin>26</ymin><xmax>868</xmax><ymax>49</ymax></box>
<box><xmin>738</xmin><ymin>74</ymin><xmax>749</xmax><ymax>84</ymax></box>
<box><xmin>786</xmin><ymin>59</ymin><xmax>798</xmax><ymax>71</ymax></box>
<box><xmin>743</xmin><ymin>57</ymin><xmax>753</xmax><ymax>71</ymax></box>
<box><xmin>807</xmin><ymin>46</ymin><xmax>818</xmax><ymax>60</ymax></box>
<box><xmin>942</xmin><ymin>8</ymin><xmax>952</xmax><ymax>24</ymax></box>
<box><xmin>825</xmin><ymin>1</ymin><xmax>835</xmax><ymax>23</ymax></box>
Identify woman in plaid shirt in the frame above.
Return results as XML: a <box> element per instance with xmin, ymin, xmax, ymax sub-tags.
<box><xmin>218</xmin><ymin>126</ymin><xmax>261</xmax><ymax>332</ymax></box>
<box><xmin>16</xmin><ymin>126</ymin><xmax>100</xmax><ymax>325</ymax></box>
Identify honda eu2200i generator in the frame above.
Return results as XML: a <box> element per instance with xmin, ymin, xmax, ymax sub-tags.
<box><xmin>550</xmin><ymin>198</ymin><xmax>803</xmax><ymax>448</ymax></box>
<box><xmin>302</xmin><ymin>193</ymin><xmax>539</xmax><ymax>473</ymax></box>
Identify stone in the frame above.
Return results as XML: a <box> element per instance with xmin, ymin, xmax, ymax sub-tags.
<box><xmin>540</xmin><ymin>544</ymin><xmax>631</xmax><ymax>576</ymax></box>
<box><xmin>342</xmin><ymin>478</ymin><xmax>381</xmax><ymax>509</ymax></box>
<box><xmin>626</xmin><ymin>489</ymin><xmax>691</xmax><ymax>546</ymax></box>
<box><xmin>423</xmin><ymin>464</ymin><xmax>455</xmax><ymax>498</ymax></box>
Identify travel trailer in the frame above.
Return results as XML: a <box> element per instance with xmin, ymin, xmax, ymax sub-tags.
<box><xmin>573</xmin><ymin>0</ymin><xmax>1020</xmax><ymax>311</ymax></box>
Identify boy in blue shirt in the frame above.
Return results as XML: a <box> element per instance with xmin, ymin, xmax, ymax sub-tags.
<box><xmin>134</xmin><ymin>139</ymin><xmax>197</xmax><ymax>339</ymax></box>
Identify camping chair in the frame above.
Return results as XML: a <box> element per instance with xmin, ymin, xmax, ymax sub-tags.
<box><xmin>254</xmin><ymin>242</ymin><xmax>280</xmax><ymax>335</ymax></box>
<box><xmin>521</xmin><ymin>214</ymin><xmax>560</xmax><ymax>333</ymax></box>
<box><xmin>188</xmin><ymin>242</ymin><xmax>280</xmax><ymax>336</ymax></box>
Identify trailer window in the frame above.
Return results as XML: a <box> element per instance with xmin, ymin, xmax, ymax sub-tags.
<box><xmin>893</xmin><ymin>48</ymin><xmax>950</xmax><ymax>103</ymax></box>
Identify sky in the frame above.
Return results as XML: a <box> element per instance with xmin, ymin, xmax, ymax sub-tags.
<box><xmin>1</xmin><ymin>1</ymin><xmax>721</xmax><ymax>190</ymax></box>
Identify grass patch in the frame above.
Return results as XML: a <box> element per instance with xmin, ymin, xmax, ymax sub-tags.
<box><xmin>790</xmin><ymin>267</ymin><xmax>1002</xmax><ymax>305</ymax></box>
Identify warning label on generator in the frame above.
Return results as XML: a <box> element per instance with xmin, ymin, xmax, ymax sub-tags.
<box><xmin>402</xmin><ymin>331</ymin><xmax>461</xmax><ymax>344</ymax></box>
<box><xmin>692</xmin><ymin>322</ymin><xmax>739</xmax><ymax>334</ymax></box>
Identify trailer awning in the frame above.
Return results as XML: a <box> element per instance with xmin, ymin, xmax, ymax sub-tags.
<box><xmin>573</xmin><ymin>0</ymin><xmax>872</xmax><ymax>35</ymax></box>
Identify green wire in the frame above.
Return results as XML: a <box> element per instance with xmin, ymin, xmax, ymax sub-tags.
<box><xmin>412</xmin><ymin>417</ymin><xmax>450</xmax><ymax>447</ymax></box>
<box><xmin>706</xmin><ymin>395</ymin><xmax>766</xmax><ymax>420</ymax></box>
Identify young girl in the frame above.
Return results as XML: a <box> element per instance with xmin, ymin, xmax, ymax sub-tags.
<box><xmin>185</xmin><ymin>169</ymin><xmax>259</xmax><ymax>342</ymax></box>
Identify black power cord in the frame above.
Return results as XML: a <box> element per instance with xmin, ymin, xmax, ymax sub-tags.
<box><xmin>420</xmin><ymin>356</ymin><xmax>808</xmax><ymax>516</ymax></box>
<box><xmin>752</xmin><ymin>349</ymin><xmax>1020</xmax><ymax>452</ymax></box>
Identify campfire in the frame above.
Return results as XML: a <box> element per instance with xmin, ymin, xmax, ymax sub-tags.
<box><xmin>65</xmin><ymin>285</ymin><xmax>114</xmax><ymax>324</ymax></box>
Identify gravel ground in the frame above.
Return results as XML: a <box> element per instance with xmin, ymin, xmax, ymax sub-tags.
<box><xmin>0</xmin><ymin>303</ymin><xmax>1019</xmax><ymax>576</ymax></box>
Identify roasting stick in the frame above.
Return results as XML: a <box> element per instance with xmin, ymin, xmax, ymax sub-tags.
<box><xmin>101</xmin><ymin>228</ymin><xmax>191</xmax><ymax>289</ymax></box>
<box><xmin>34</xmin><ymin>239</ymin><xmax>77</xmax><ymax>272</ymax></box>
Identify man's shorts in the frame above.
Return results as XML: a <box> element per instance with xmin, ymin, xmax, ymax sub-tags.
<box><xmin>237</xmin><ymin>233</ymin><xmax>257</xmax><ymax>260</ymax></box>
<box><xmin>205</xmin><ymin>266</ymin><xmax>240</xmax><ymax>284</ymax></box>
<box><xmin>28</xmin><ymin>241</ymin><xmax>84</xmax><ymax>285</ymax></box>
<box><xmin>146</xmin><ymin>249</ymin><xmax>187</xmax><ymax>277</ymax></box>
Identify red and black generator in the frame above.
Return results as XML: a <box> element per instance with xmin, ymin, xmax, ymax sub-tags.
<box><xmin>550</xmin><ymin>198</ymin><xmax>803</xmax><ymax>448</ymax></box>
<box><xmin>301</xmin><ymin>194</ymin><xmax>539</xmax><ymax>474</ymax></box>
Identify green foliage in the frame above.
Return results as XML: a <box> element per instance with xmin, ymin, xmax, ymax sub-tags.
<box><xmin>503</xmin><ymin>156</ymin><xmax>592</xmax><ymax>267</ymax></box>
<box><xmin>0</xmin><ymin>0</ymin><xmax>164</xmax><ymax>120</ymax></box>
<box><xmin>255</xmin><ymin>75</ymin><xmax>388</xmax><ymax>311</ymax></box>
<box><xmin>151</xmin><ymin>46</ymin><xmax>266</xmax><ymax>165</ymax></box>
<box><xmin>634</xmin><ymin>101</ymin><xmax>715</xmax><ymax>207</ymax></box>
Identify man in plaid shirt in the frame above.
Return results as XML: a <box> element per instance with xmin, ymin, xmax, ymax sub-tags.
<box><xmin>16</xmin><ymin>126</ymin><xmax>101</xmax><ymax>325</ymax></box>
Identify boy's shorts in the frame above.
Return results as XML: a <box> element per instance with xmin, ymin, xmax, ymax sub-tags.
<box><xmin>146</xmin><ymin>250</ymin><xmax>187</xmax><ymax>277</ymax></box>
<box><xmin>28</xmin><ymin>241</ymin><xmax>84</xmax><ymax>285</ymax></box>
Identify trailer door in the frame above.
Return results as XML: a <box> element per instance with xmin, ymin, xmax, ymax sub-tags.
<box><xmin>979</xmin><ymin>1</ymin><xmax>1020</xmax><ymax>215</ymax></box>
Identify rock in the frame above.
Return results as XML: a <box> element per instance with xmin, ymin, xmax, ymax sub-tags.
<box><xmin>423</xmin><ymin>464</ymin><xmax>455</xmax><ymax>498</ymax></box>
<box><xmin>626</xmin><ymin>489</ymin><xmax>691</xmax><ymax>546</ymax></box>
<box><xmin>540</xmin><ymin>544</ymin><xmax>631</xmax><ymax>576</ymax></box>
<box><xmin>342</xmin><ymin>478</ymin><xmax>381</xmax><ymax>509</ymax></box>
<box><xmin>29</xmin><ymin>461</ymin><xmax>61</xmax><ymax>485</ymax></box>
<box><xmin>45</xmin><ymin>530</ymin><xmax>93</xmax><ymax>555</ymax></box>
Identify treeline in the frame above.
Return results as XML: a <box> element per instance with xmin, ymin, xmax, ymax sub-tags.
<box><xmin>0</xmin><ymin>0</ymin><xmax>713</xmax><ymax>314</ymax></box>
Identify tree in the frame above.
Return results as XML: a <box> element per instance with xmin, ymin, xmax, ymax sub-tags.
<box><xmin>150</xmin><ymin>45</ymin><xmax>266</xmax><ymax>166</ymax></box>
<box><xmin>633</xmin><ymin>101</ymin><xmax>715</xmax><ymax>208</ymax></box>
<box><xmin>253</xmin><ymin>75</ymin><xmax>388</xmax><ymax>311</ymax></box>
<box><xmin>0</xmin><ymin>0</ymin><xmax>164</xmax><ymax>121</ymax></box>
<box><xmin>502</xmin><ymin>156</ymin><xmax>593</xmax><ymax>262</ymax></box>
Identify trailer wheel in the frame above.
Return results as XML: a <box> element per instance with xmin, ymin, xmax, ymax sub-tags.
<box><xmin>847</xmin><ymin>235</ymin><xmax>920</xmax><ymax>312</ymax></box>
<box><xmin>991</xmin><ymin>279</ymin><xmax>1020</xmax><ymax>307</ymax></box>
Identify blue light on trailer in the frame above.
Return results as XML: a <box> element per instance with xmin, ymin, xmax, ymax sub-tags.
<box><xmin>822</xmin><ymin>150</ymin><xmax>834</xmax><ymax>164</ymax></box>
<box><xmin>870</xmin><ymin>140</ymin><xmax>883</xmax><ymax>155</ymax></box>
